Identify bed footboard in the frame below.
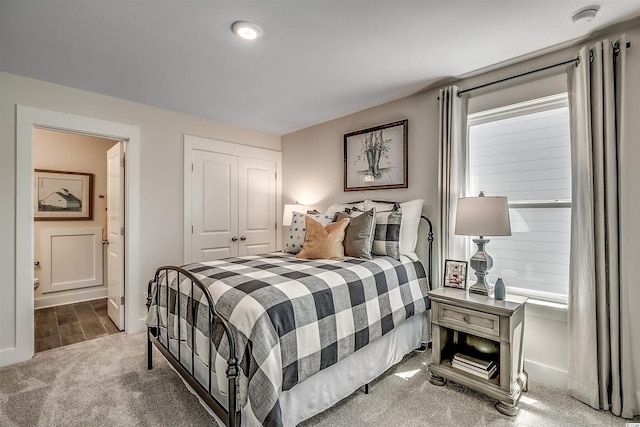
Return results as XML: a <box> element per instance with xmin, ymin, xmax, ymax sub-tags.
<box><xmin>146</xmin><ymin>266</ymin><xmax>240</xmax><ymax>427</ymax></box>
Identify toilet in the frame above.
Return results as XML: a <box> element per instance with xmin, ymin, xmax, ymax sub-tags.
<box><xmin>34</xmin><ymin>260</ymin><xmax>40</xmax><ymax>290</ymax></box>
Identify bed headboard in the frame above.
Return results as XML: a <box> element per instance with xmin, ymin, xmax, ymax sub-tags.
<box><xmin>346</xmin><ymin>200</ymin><xmax>434</xmax><ymax>289</ymax></box>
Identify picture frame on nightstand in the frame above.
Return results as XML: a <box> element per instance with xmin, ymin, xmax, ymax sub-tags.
<box><xmin>443</xmin><ymin>259</ymin><xmax>468</xmax><ymax>289</ymax></box>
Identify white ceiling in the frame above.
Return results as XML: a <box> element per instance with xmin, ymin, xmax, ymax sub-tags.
<box><xmin>1</xmin><ymin>1</ymin><xmax>639</xmax><ymax>135</ymax></box>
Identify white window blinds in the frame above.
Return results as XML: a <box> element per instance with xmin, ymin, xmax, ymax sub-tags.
<box><xmin>468</xmin><ymin>97</ymin><xmax>571</xmax><ymax>301</ymax></box>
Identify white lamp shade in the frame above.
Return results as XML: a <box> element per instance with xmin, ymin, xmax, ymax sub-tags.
<box><xmin>282</xmin><ymin>204</ymin><xmax>311</xmax><ymax>226</ymax></box>
<box><xmin>455</xmin><ymin>196</ymin><xmax>511</xmax><ymax>237</ymax></box>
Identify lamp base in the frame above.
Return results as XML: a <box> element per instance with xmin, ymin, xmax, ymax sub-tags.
<box><xmin>468</xmin><ymin>237</ymin><xmax>494</xmax><ymax>296</ymax></box>
<box><xmin>469</xmin><ymin>282</ymin><xmax>494</xmax><ymax>296</ymax></box>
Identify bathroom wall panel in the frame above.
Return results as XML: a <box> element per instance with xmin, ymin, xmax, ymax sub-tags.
<box><xmin>40</xmin><ymin>227</ymin><xmax>103</xmax><ymax>293</ymax></box>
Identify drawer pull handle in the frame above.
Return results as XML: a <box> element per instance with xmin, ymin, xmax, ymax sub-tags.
<box><xmin>463</xmin><ymin>315</ymin><xmax>470</xmax><ymax>323</ymax></box>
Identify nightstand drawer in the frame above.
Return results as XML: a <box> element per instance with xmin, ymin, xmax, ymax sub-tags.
<box><xmin>438</xmin><ymin>303</ymin><xmax>500</xmax><ymax>337</ymax></box>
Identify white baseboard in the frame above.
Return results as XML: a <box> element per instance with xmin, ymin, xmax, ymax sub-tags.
<box><xmin>35</xmin><ymin>287</ymin><xmax>107</xmax><ymax>309</ymax></box>
<box><xmin>525</xmin><ymin>358</ymin><xmax>568</xmax><ymax>389</ymax></box>
<box><xmin>0</xmin><ymin>346</ymin><xmax>32</xmax><ymax>369</ymax></box>
<box><xmin>129</xmin><ymin>317</ymin><xmax>147</xmax><ymax>335</ymax></box>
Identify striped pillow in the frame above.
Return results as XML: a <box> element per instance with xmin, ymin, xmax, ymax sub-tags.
<box><xmin>371</xmin><ymin>204</ymin><xmax>402</xmax><ymax>259</ymax></box>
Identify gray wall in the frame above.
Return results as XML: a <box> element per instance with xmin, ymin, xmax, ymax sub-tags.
<box><xmin>282</xmin><ymin>90</ymin><xmax>439</xmax><ymax>216</ymax></box>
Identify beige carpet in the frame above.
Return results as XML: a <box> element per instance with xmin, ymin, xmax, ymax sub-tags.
<box><xmin>0</xmin><ymin>332</ymin><xmax>636</xmax><ymax>426</ymax></box>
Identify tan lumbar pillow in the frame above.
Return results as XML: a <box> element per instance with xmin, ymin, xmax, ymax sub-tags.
<box><xmin>296</xmin><ymin>216</ymin><xmax>350</xmax><ymax>260</ymax></box>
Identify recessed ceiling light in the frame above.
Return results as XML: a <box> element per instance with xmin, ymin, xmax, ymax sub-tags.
<box><xmin>231</xmin><ymin>21</ymin><xmax>262</xmax><ymax>40</ymax></box>
<box><xmin>571</xmin><ymin>5</ymin><xmax>600</xmax><ymax>24</ymax></box>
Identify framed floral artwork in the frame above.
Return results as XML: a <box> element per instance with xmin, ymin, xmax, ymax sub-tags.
<box><xmin>343</xmin><ymin>119</ymin><xmax>408</xmax><ymax>191</ymax></box>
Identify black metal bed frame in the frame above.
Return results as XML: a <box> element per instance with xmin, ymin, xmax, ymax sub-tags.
<box><xmin>146</xmin><ymin>207</ymin><xmax>434</xmax><ymax>427</ymax></box>
<box><xmin>147</xmin><ymin>266</ymin><xmax>241</xmax><ymax>426</ymax></box>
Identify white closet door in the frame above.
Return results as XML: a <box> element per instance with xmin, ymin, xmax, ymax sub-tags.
<box><xmin>238</xmin><ymin>157</ymin><xmax>277</xmax><ymax>256</ymax></box>
<box><xmin>191</xmin><ymin>150</ymin><xmax>239</xmax><ymax>262</ymax></box>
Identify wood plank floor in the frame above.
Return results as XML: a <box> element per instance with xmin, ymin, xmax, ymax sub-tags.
<box><xmin>35</xmin><ymin>299</ymin><xmax>121</xmax><ymax>352</ymax></box>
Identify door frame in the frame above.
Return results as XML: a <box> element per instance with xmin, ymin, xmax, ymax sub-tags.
<box><xmin>14</xmin><ymin>106</ymin><xmax>141</xmax><ymax>364</ymax></box>
<box><xmin>183</xmin><ymin>135</ymin><xmax>282</xmax><ymax>264</ymax></box>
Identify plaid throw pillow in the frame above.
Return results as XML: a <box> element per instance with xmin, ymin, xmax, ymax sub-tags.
<box><xmin>371</xmin><ymin>204</ymin><xmax>402</xmax><ymax>259</ymax></box>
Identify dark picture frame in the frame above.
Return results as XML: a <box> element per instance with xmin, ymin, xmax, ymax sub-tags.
<box><xmin>34</xmin><ymin>169</ymin><xmax>93</xmax><ymax>221</ymax></box>
<box><xmin>343</xmin><ymin>119</ymin><xmax>408</xmax><ymax>191</ymax></box>
<box><xmin>443</xmin><ymin>259</ymin><xmax>468</xmax><ymax>289</ymax></box>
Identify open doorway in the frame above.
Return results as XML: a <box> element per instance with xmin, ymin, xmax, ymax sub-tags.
<box><xmin>32</xmin><ymin>129</ymin><xmax>124</xmax><ymax>351</ymax></box>
<box><xmin>13</xmin><ymin>106</ymin><xmax>141</xmax><ymax>364</ymax></box>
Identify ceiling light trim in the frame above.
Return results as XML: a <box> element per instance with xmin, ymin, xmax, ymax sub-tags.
<box><xmin>231</xmin><ymin>21</ymin><xmax>263</xmax><ymax>40</ymax></box>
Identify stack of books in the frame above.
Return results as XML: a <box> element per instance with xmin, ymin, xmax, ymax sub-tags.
<box><xmin>451</xmin><ymin>352</ymin><xmax>497</xmax><ymax>380</ymax></box>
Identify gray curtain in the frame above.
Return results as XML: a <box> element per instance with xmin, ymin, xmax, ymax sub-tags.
<box><xmin>437</xmin><ymin>86</ymin><xmax>469</xmax><ymax>286</ymax></box>
<box><xmin>567</xmin><ymin>36</ymin><xmax>638</xmax><ymax>418</ymax></box>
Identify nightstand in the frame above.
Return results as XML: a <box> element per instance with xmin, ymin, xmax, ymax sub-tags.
<box><xmin>427</xmin><ymin>287</ymin><xmax>528</xmax><ymax>416</ymax></box>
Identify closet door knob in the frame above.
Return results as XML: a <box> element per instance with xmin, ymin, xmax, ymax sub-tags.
<box><xmin>231</xmin><ymin>236</ymin><xmax>238</xmax><ymax>242</ymax></box>
<box><xmin>240</xmin><ymin>236</ymin><xmax>247</xmax><ymax>241</ymax></box>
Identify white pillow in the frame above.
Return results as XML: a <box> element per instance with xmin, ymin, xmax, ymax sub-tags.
<box><xmin>324</xmin><ymin>202</ymin><xmax>366</xmax><ymax>217</ymax></box>
<box><xmin>365</xmin><ymin>199</ymin><xmax>424</xmax><ymax>256</ymax></box>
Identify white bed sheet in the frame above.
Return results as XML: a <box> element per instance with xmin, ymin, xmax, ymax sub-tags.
<box><xmin>278</xmin><ymin>312</ymin><xmax>426</xmax><ymax>426</ymax></box>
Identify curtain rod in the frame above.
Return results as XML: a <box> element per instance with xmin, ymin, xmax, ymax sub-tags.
<box><xmin>457</xmin><ymin>57</ymin><xmax>578</xmax><ymax>97</ymax></box>
<box><xmin>456</xmin><ymin>41</ymin><xmax>631</xmax><ymax>98</ymax></box>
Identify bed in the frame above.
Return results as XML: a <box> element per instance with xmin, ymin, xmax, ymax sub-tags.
<box><xmin>146</xmin><ymin>204</ymin><xmax>434</xmax><ymax>427</ymax></box>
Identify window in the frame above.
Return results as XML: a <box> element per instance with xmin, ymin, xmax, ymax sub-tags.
<box><xmin>467</xmin><ymin>94</ymin><xmax>571</xmax><ymax>302</ymax></box>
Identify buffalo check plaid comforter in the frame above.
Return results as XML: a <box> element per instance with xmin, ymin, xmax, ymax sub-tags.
<box><xmin>146</xmin><ymin>252</ymin><xmax>430</xmax><ymax>427</ymax></box>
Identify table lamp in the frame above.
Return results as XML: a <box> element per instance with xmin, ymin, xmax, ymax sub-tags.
<box><xmin>282</xmin><ymin>203</ymin><xmax>311</xmax><ymax>227</ymax></box>
<box><xmin>454</xmin><ymin>192</ymin><xmax>511</xmax><ymax>295</ymax></box>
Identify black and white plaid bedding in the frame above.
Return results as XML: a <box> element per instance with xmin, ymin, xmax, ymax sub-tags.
<box><xmin>147</xmin><ymin>252</ymin><xmax>430</xmax><ymax>427</ymax></box>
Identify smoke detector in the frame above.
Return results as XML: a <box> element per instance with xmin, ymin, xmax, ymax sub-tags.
<box><xmin>571</xmin><ymin>5</ymin><xmax>600</xmax><ymax>24</ymax></box>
